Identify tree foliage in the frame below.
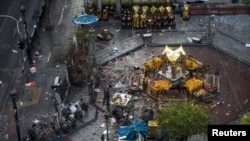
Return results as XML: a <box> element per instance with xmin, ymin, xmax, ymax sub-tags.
<box><xmin>243</xmin><ymin>0</ymin><xmax>249</xmax><ymax>4</ymax></box>
<box><xmin>240</xmin><ymin>112</ymin><xmax>250</xmax><ymax>125</ymax></box>
<box><xmin>74</xmin><ymin>26</ymin><xmax>90</xmax><ymax>46</ymax></box>
<box><xmin>156</xmin><ymin>101</ymin><xmax>211</xmax><ymax>140</ymax></box>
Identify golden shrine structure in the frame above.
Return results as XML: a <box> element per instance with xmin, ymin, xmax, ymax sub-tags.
<box><xmin>142</xmin><ymin>45</ymin><xmax>219</xmax><ymax>104</ymax></box>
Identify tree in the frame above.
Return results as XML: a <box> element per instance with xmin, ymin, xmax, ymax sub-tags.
<box><xmin>243</xmin><ymin>0</ymin><xmax>249</xmax><ymax>4</ymax></box>
<box><xmin>74</xmin><ymin>26</ymin><xmax>90</xmax><ymax>51</ymax></box>
<box><xmin>156</xmin><ymin>101</ymin><xmax>211</xmax><ymax>141</ymax></box>
<box><xmin>240</xmin><ymin>112</ymin><xmax>250</xmax><ymax>125</ymax></box>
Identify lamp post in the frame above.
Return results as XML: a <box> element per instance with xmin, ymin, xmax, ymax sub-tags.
<box><xmin>20</xmin><ymin>5</ymin><xmax>33</xmax><ymax>65</ymax></box>
<box><xmin>33</xmin><ymin>24</ymin><xmax>40</xmax><ymax>45</ymax></box>
<box><xmin>104</xmin><ymin>110</ymin><xmax>110</xmax><ymax>141</ymax></box>
<box><xmin>10</xmin><ymin>89</ymin><xmax>22</xmax><ymax>141</ymax></box>
<box><xmin>20</xmin><ymin>5</ymin><xmax>28</xmax><ymax>40</ymax></box>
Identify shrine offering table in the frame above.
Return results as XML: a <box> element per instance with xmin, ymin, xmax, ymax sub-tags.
<box><xmin>111</xmin><ymin>92</ymin><xmax>132</xmax><ymax>107</ymax></box>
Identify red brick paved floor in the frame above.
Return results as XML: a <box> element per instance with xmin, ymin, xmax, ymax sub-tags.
<box><xmin>167</xmin><ymin>46</ymin><xmax>250</xmax><ymax>124</ymax></box>
<box><xmin>101</xmin><ymin>46</ymin><xmax>250</xmax><ymax>124</ymax></box>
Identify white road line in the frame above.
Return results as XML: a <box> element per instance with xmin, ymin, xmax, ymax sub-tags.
<box><xmin>47</xmin><ymin>52</ymin><xmax>51</xmax><ymax>63</ymax></box>
<box><xmin>55</xmin><ymin>0</ymin><xmax>67</xmax><ymax>32</ymax></box>
<box><xmin>58</xmin><ymin>6</ymin><xmax>65</xmax><ymax>25</ymax></box>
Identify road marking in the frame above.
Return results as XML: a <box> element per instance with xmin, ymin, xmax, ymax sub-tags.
<box><xmin>54</xmin><ymin>0</ymin><xmax>67</xmax><ymax>32</ymax></box>
<box><xmin>47</xmin><ymin>52</ymin><xmax>51</xmax><ymax>63</ymax></box>
<box><xmin>58</xmin><ymin>6</ymin><xmax>65</xmax><ymax>26</ymax></box>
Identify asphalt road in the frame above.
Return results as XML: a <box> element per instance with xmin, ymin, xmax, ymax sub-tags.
<box><xmin>0</xmin><ymin>0</ymin><xmax>45</xmax><ymax>140</ymax></box>
<box><xmin>0</xmin><ymin>2</ymin><xmax>23</xmax><ymax>137</ymax></box>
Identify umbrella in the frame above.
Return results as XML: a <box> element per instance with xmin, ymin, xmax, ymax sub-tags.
<box><xmin>72</xmin><ymin>14</ymin><xmax>98</xmax><ymax>25</ymax></box>
<box><xmin>117</xmin><ymin>120</ymin><xmax>149</xmax><ymax>140</ymax></box>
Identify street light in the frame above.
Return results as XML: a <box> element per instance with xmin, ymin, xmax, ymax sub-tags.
<box><xmin>33</xmin><ymin>24</ymin><xmax>40</xmax><ymax>45</ymax></box>
<box><xmin>20</xmin><ymin>5</ymin><xmax>33</xmax><ymax>64</ymax></box>
<box><xmin>10</xmin><ymin>88</ymin><xmax>21</xmax><ymax>141</ymax></box>
<box><xmin>20</xmin><ymin>5</ymin><xmax>28</xmax><ymax>38</ymax></box>
<box><xmin>104</xmin><ymin>110</ymin><xmax>110</xmax><ymax>141</ymax></box>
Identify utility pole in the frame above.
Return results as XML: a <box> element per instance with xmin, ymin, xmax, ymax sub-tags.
<box><xmin>88</xmin><ymin>26</ymin><xmax>97</xmax><ymax>105</ymax></box>
<box><xmin>20</xmin><ymin>5</ymin><xmax>33</xmax><ymax>65</ymax></box>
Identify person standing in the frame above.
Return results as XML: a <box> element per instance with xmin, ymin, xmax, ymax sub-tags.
<box><xmin>80</xmin><ymin>98</ymin><xmax>89</xmax><ymax>113</ymax></box>
<box><xmin>74</xmin><ymin>105</ymin><xmax>83</xmax><ymax>122</ymax></box>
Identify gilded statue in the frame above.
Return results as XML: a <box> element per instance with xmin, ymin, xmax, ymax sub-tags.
<box><xmin>166</xmin><ymin>6</ymin><xmax>173</xmax><ymax>18</ymax></box>
<box><xmin>150</xmin><ymin>5</ymin><xmax>157</xmax><ymax>16</ymax></box>
<box><xmin>158</xmin><ymin>5</ymin><xmax>165</xmax><ymax>16</ymax></box>
<box><xmin>141</xmin><ymin>6</ymin><xmax>149</xmax><ymax>15</ymax></box>
<box><xmin>96</xmin><ymin>9</ymin><xmax>102</xmax><ymax>20</ymax></box>
<box><xmin>102</xmin><ymin>9</ymin><xmax>108</xmax><ymax>21</ymax></box>
<box><xmin>140</xmin><ymin>13</ymin><xmax>148</xmax><ymax>27</ymax></box>
<box><xmin>132</xmin><ymin>5</ymin><xmax>140</xmax><ymax>14</ymax></box>
<box><xmin>87</xmin><ymin>5</ymin><xmax>94</xmax><ymax>14</ymax></box>
<box><xmin>133</xmin><ymin>13</ymin><xmax>140</xmax><ymax>27</ymax></box>
<box><xmin>182</xmin><ymin>4</ymin><xmax>190</xmax><ymax>20</ymax></box>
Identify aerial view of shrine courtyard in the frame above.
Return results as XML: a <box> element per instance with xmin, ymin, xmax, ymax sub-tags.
<box><xmin>62</xmin><ymin>0</ymin><xmax>250</xmax><ymax>140</ymax></box>
<box><xmin>10</xmin><ymin>0</ymin><xmax>250</xmax><ymax>141</ymax></box>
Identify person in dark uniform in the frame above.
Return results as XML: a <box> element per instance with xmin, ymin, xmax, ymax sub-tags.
<box><xmin>101</xmin><ymin>133</ymin><xmax>105</xmax><ymax>141</ymax></box>
<box><xmin>103</xmin><ymin>86</ymin><xmax>111</xmax><ymax>112</ymax></box>
<box><xmin>68</xmin><ymin>114</ymin><xmax>77</xmax><ymax>128</ymax></box>
<box><xmin>61</xmin><ymin>105</ymin><xmax>71</xmax><ymax>120</ymax></box>
<box><xmin>80</xmin><ymin>98</ymin><xmax>89</xmax><ymax>112</ymax></box>
<box><xmin>74</xmin><ymin>105</ymin><xmax>83</xmax><ymax>122</ymax></box>
<box><xmin>61</xmin><ymin>121</ymin><xmax>70</xmax><ymax>133</ymax></box>
<box><xmin>26</xmin><ymin>128</ymin><xmax>37</xmax><ymax>140</ymax></box>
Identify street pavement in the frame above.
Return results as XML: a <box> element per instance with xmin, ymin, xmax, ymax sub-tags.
<box><xmin>3</xmin><ymin>0</ymin><xmax>250</xmax><ymax>141</ymax></box>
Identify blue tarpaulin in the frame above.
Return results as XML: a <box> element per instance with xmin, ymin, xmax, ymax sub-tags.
<box><xmin>72</xmin><ymin>14</ymin><xmax>98</xmax><ymax>25</ymax></box>
<box><xmin>117</xmin><ymin>120</ymin><xmax>149</xmax><ymax>140</ymax></box>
